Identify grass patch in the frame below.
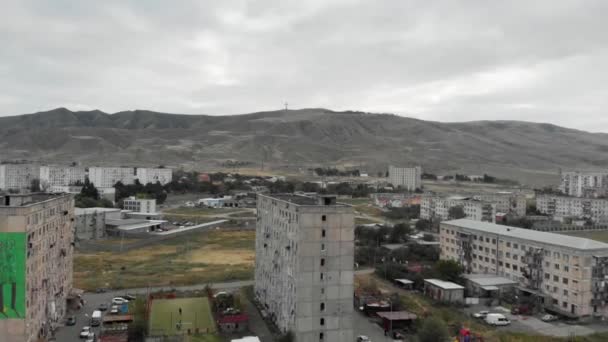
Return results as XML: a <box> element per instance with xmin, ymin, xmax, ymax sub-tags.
<box><xmin>354</xmin><ymin>204</ymin><xmax>384</xmax><ymax>218</ymax></box>
<box><xmin>338</xmin><ymin>198</ymin><xmax>372</xmax><ymax>206</ymax></box>
<box><xmin>149</xmin><ymin>297</ymin><xmax>215</xmax><ymax>336</ymax></box>
<box><xmin>187</xmin><ymin>335</ymin><xmax>225</xmax><ymax>342</ymax></box>
<box><xmin>74</xmin><ymin>230</ymin><xmax>255</xmax><ymax>290</ymax></box>
<box><xmin>560</xmin><ymin>230</ymin><xmax>608</xmax><ymax>243</ymax></box>
<box><xmin>355</xmin><ymin>217</ymin><xmax>381</xmax><ymax>225</ymax></box>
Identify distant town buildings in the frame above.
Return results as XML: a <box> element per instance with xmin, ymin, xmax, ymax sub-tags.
<box><xmin>123</xmin><ymin>196</ymin><xmax>157</xmax><ymax>214</ymax></box>
<box><xmin>371</xmin><ymin>193</ymin><xmax>422</xmax><ymax>208</ymax></box>
<box><xmin>388</xmin><ymin>165</ymin><xmax>422</xmax><ymax>191</ymax></box>
<box><xmin>255</xmin><ymin>194</ymin><xmax>354</xmax><ymax>342</ymax></box>
<box><xmin>421</xmin><ymin>196</ymin><xmax>496</xmax><ymax>222</ymax></box>
<box><xmin>473</xmin><ymin>192</ymin><xmax>527</xmax><ymax>217</ymax></box>
<box><xmin>560</xmin><ymin>170</ymin><xmax>608</xmax><ymax>198</ymax></box>
<box><xmin>88</xmin><ymin>167</ymin><xmax>135</xmax><ymax>188</ymax></box>
<box><xmin>440</xmin><ymin>219</ymin><xmax>608</xmax><ymax>318</ymax></box>
<box><xmin>0</xmin><ymin>164</ymin><xmax>40</xmax><ymax>191</ymax></box>
<box><xmin>0</xmin><ymin>193</ymin><xmax>74</xmax><ymax>342</ymax></box>
<box><xmin>39</xmin><ymin>165</ymin><xmax>86</xmax><ymax>192</ymax></box>
<box><xmin>536</xmin><ymin>195</ymin><xmax>608</xmax><ymax>223</ymax></box>
<box><xmin>135</xmin><ymin>167</ymin><xmax>173</xmax><ymax>185</ymax></box>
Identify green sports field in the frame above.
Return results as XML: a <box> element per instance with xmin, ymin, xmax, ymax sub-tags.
<box><xmin>149</xmin><ymin>297</ymin><xmax>216</xmax><ymax>336</ymax></box>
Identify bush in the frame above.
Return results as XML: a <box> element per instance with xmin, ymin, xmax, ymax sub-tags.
<box><xmin>417</xmin><ymin>317</ymin><xmax>450</xmax><ymax>342</ymax></box>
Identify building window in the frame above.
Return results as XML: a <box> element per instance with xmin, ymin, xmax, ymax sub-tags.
<box><xmin>513</xmin><ymin>243</ymin><xmax>518</xmax><ymax>249</ymax></box>
<box><xmin>321</xmin><ymin>243</ymin><xmax>325</xmax><ymax>251</ymax></box>
<box><xmin>320</xmin><ymin>273</ymin><xmax>324</xmax><ymax>280</ymax></box>
<box><xmin>545</xmin><ymin>273</ymin><xmax>550</xmax><ymax>279</ymax></box>
<box><xmin>555</xmin><ymin>264</ymin><xmax>560</xmax><ymax>270</ymax></box>
<box><xmin>553</xmin><ymin>275</ymin><xmax>559</xmax><ymax>282</ymax></box>
<box><xmin>320</xmin><ymin>332</ymin><xmax>324</xmax><ymax>341</ymax></box>
<box><xmin>512</xmin><ymin>265</ymin><xmax>518</xmax><ymax>271</ymax></box>
<box><xmin>320</xmin><ymin>318</ymin><xmax>325</xmax><ymax>326</ymax></box>
<box><xmin>564</xmin><ymin>266</ymin><xmax>569</xmax><ymax>272</ymax></box>
<box><xmin>506</xmin><ymin>242</ymin><xmax>511</xmax><ymax>247</ymax></box>
<box><xmin>563</xmin><ymin>290</ymin><xmax>568</xmax><ymax>296</ymax></box>
<box><xmin>563</xmin><ymin>301</ymin><xmax>568</xmax><ymax>309</ymax></box>
<box><xmin>322</xmin><ymin>229</ymin><xmax>326</xmax><ymax>238</ymax></box>
<box><xmin>322</xmin><ymin>215</ymin><xmax>327</xmax><ymax>222</ymax></box>
<box><xmin>320</xmin><ymin>258</ymin><xmax>325</xmax><ymax>266</ymax></box>
<box><xmin>321</xmin><ymin>288</ymin><xmax>325</xmax><ymax>295</ymax></box>
<box><xmin>563</xmin><ymin>278</ymin><xmax>569</xmax><ymax>285</ymax></box>
<box><xmin>320</xmin><ymin>303</ymin><xmax>325</xmax><ymax>311</ymax></box>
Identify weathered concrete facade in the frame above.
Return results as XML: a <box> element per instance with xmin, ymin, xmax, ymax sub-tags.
<box><xmin>74</xmin><ymin>207</ymin><xmax>121</xmax><ymax>241</ymax></box>
<box><xmin>0</xmin><ymin>193</ymin><xmax>74</xmax><ymax>342</ymax></box>
<box><xmin>255</xmin><ymin>194</ymin><xmax>354</xmax><ymax>342</ymax></box>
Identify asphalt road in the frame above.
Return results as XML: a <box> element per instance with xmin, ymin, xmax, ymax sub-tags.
<box><xmin>53</xmin><ymin>280</ymin><xmax>255</xmax><ymax>342</ymax></box>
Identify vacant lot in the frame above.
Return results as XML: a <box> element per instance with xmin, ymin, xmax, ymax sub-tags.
<box><xmin>149</xmin><ymin>297</ymin><xmax>215</xmax><ymax>336</ymax></box>
<box><xmin>163</xmin><ymin>207</ymin><xmax>254</xmax><ymax>224</ymax></box>
<box><xmin>74</xmin><ymin>230</ymin><xmax>255</xmax><ymax>290</ymax></box>
<box><xmin>560</xmin><ymin>230</ymin><xmax>608</xmax><ymax>243</ymax></box>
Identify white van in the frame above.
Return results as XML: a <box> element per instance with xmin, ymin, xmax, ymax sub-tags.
<box><xmin>91</xmin><ymin>310</ymin><xmax>102</xmax><ymax>326</ymax></box>
<box><xmin>485</xmin><ymin>313</ymin><xmax>510</xmax><ymax>326</ymax></box>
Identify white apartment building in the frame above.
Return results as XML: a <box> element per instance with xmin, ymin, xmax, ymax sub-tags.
<box><xmin>560</xmin><ymin>171</ymin><xmax>608</xmax><ymax>198</ymax></box>
<box><xmin>39</xmin><ymin>166</ymin><xmax>86</xmax><ymax>192</ymax></box>
<box><xmin>88</xmin><ymin>167</ymin><xmax>134</xmax><ymax>188</ymax></box>
<box><xmin>123</xmin><ymin>196</ymin><xmax>156</xmax><ymax>214</ymax></box>
<box><xmin>0</xmin><ymin>193</ymin><xmax>74</xmax><ymax>342</ymax></box>
<box><xmin>255</xmin><ymin>194</ymin><xmax>354</xmax><ymax>342</ymax></box>
<box><xmin>135</xmin><ymin>167</ymin><xmax>173</xmax><ymax>185</ymax></box>
<box><xmin>388</xmin><ymin>165</ymin><xmax>422</xmax><ymax>191</ymax></box>
<box><xmin>473</xmin><ymin>192</ymin><xmax>527</xmax><ymax>217</ymax></box>
<box><xmin>536</xmin><ymin>195</ymin><xmax>608</xmax><ymax>223</ymax></box>
<box><xmin>0</xmin><ymin>164</ymin><xmax>40</xmax><ymax>191</ymax></box>
<box><xmin>421</xmin><ymin>196</ymin><xmax>496</xmax><ymax>222</ymax></box>
<box><xmin>440</xmin><ymin>219</ymin><xmax>608</xmax><ymax>318</ymax></box>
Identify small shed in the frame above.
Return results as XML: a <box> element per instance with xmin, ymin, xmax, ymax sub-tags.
<box><xmin>394</xmin><ymin>279</ymin><xmax>414</xmax><ymax>290</ymax></box>
<box><xmin>463</xmin><ymin>274</ymin><xmax>517</xmax><ymax>298</ymax></box>
<box><xmin>377</xmin><ymin>311</ymin><xmax>418</xmax><ymax>332</ymax></box>
<box><xmin>423</xmin><ymin>279</ymin><xmax>465</xmax><ymax>304</ymax></box>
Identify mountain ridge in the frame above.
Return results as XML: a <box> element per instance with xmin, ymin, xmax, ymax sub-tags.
<box><xmin>1</xmin><ymin>107</ymin><xmax>607</xmax><ymax>185</ymax></box>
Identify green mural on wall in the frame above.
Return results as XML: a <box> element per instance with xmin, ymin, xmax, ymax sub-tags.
<box><xmin>0</xmin><ymin>233</ymin><xmax>26</xmax><ymax>319</ymax></box>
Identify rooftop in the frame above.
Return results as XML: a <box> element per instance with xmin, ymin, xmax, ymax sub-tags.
<box><xmin>75</xmin><ymin>207</ymin><xmax>121</xmax><ymax>215</ymax></box>
<box><xmin>376</xmin><ymin>311</ymin><xmax>418</xmax><ymax>321</ymax></box>
<box><xmin>463</xmin><ymin>274</ymin><xmax>517</xmax><ymax>287</ymax></box>
<box><xmin>424</xmin><ymin>279</ymin><xmax>465</xmax><ymax>290</ymax></box>
<box><xmin>443</xmin><ymin>219</ymin><xmax>608</xmax><ymax>251</ymax></box>
<box><xmin>0</xmin><ymin>193</ymin><xmax>71</xmax><ymax>207</ymax></box>
<box><xmin>260</xmin><ymin>193</ymin><xmax>349</xmax><ymax>206</ymax></box>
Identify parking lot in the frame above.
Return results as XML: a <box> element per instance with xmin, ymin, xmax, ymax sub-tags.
<box><xmin>463</xmin><ymin>304</ymin><xmax>608</xmax><ymax>338</ymax></box>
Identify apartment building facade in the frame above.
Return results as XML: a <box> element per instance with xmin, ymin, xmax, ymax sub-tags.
<box><xmin>536</xmin><ymin>195</ymin><xmax>608</xmax><ymax>223</ymax></box>
<box><xmin>0</xmin><ymin>164</ymin><xmax>40</xmax><ymax>191</ymax></box>
<box><xmin>473</xmin><ymin>192</ymin><xmax>527</xmax><ymax>217</ymax></box>
<box><xmin>440</xmin><ymin>219</ymin><xmax>608</xmax><ymax>318</ymax></box>
<box><xmin>0</xmin><ymin>193</ymin><xmax>75</xmax><ymax>342</ymax></box>
<box><xmin>255</xmin><ymin>194</ymin><xmax>354</xmax><ymax>342</ymax></box>
<box><xmin>388</xmin><ymin>165</ymin><xmax>422</xmax><ymax>191</ymax></box>
<box><xmin>421</xmin><ymin>196</ymin><xmax>496</xmax><ymax>222</ymax></box>
<box><xmin>123</xmin><ymin>197</ymin><xmax>157</xmax><ymax>214</ymax></box>
<box><xmin>88</xmin><ymin>167</ymin><xmax>134</xmax><ymax>188</ymax></box>
<box><xmin>135</xmin><ymin>167</ymin><xmax>173</xmax><ymax>185</ymax></box>
<box><xmin>39</xmin><ymin>166</ymin><xmax>86</xmax><ymax>192</ymax></box>
<box><xmin>560</xmin><ymin>171</ymin><xmax>608</xmax><ymax>198</ymax></box>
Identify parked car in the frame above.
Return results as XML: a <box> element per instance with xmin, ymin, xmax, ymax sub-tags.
<box><xmin>473</xmin><ymin>310</ymin><xmax>490</xmax><ymax>319</ymax></box>
<box><xmin>110</xmin><ymin>305</ymin><xmax>119</xmax><ymax>314</ymax></box>
<box><xmin>542</xmin><ymin>314</ymin><xmax>558</xmax><ymax>322</ymax></box>
<box><xmin>112</xmin><ymin>297</ymin><xmax>128</xmax><ymax>305</ymax></box>
<box><xmin>357</xmin><ymin>336</ymin><xmax>371</xmax><ymax>342</ymax></box>
<box><xmin>122</xmin><ymin>294</ymin><xmax>136</xmax><ymax>300</ymax></box>
<box><xmin>99</xmin><ymin>303</ymin><xmax>108</xmax><ymax>311</ymax></box>
<box><xmin>66</xmin><ymin>316</ymin><xmax>76</xmax><ymax>326</ymax></box>
<box><xmin>79</xmin><ymin>327</ymin><xmax>91</xmax><ymax>338</ymax></box>
<box><xmin>95</xmin><ymin>288</ymin><xmax>107</xmax><ymax>293</ymax></box>
<box><xmin>485</xmin><ymin>313</ymin><xmax>511</xmax><ymax>326</ymax></box>
<box><xmin>86</xmin><ymin>332</ymin><xmax>95</xmax><ymax>342</ymax></box>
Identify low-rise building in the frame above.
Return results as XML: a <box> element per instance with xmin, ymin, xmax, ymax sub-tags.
<box><xmin>462</xmin><ymin>274</ymin><xmax>517</xmax><ymax>298</ymax></box>
<box><xmin>440</xmin><ymin>219</ymin><xmax>608</xmax><ymax>318</ymax></box>
<box><xmin>123</xmin><ymin>197</ymin><xmax>156</xmax><ymax>214</ymax></box>
<box><xmin>421</xmin><ymin>196</ymin><xmax>496</xmax><ymax>222</ymax></box>
<box><xmin>135</xmin><ymin>167</ymin><xmax>173</xmax><ymax>185</ymax></box>
<box><xmin>423</xmin><ymin>279</ymin><xmax>464</xmax><ymax>304</ymax></box>
<box><xmin>473</xmin><ymin>192</ymin><xmax>527</xmax><ymax>217</ymax></box>
<box><xmin>74</xmin><ymin>207</ymin><xmax>122</xmax><ymax>241</ymax></box>
<box><xmin>536</xmin><ymin>195</ymin><xmax>608</xmax><ymax>223</ymax></box>
<box><xmin>0</xmin><ymin>193</ymin><xmax>74</xmax><ymax>342</ymax></box>
<box><xmin>388</xmin><ymin>165</ymin><xmax>422</xmax><ymax>191</ymax></box>
<box><xmin>198</xmin><ymin>197</ymin><xmax>238</xmax><ymax>208</ymax></box>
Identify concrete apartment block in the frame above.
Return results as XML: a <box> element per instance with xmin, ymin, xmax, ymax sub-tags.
<box><xmin>560</xmin><ymin>171</ymin><xmax>608</xmax><ymax>198</ymax></box>
<box><xmin>421</xmin><ymin>196</ymin><xmax>496</xmax><ymax>222</ymax></box>
<box><xmin>255</xmin><ymin>194</ymin><xmax>354</xmax><ymax>342</ymax></box>
<box><xmin>88</xmin><ymin>167</ymin><xmax>134</xmax><ymax>188</ymax></box>
<box><xmin>388</xmin><ymin>165</ymin><xmax>422</xmax><ymax>191</ymax></box>
<box><xmin>440</xmin><ymin>219</ymin><xmax>608</xmax><ymax>318</ymax></box>
<box><xmin>135</xmin><ymin>167</ymin><xmax>173</xmax><ymax>185</ymax></box>
<box><xmin>0</xmin><ymin>193</ymin><xmax>74</xmax><ymax>342</ymax></box>
<box><xmin>0</xmin><ymin>164</ymin><xmax>40</xmax><ymax>191</ymax></box>
<box><xmin>39</xmin><ymin>166</ymin><xmax>86</xmax><ymax>189</ymax></box>
<box><xmin>536</xmin><ymin>195</ymin><xmax>608</xmax><ymax>223</ymax></box>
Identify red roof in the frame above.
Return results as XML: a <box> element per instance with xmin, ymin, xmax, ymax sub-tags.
<box><xmin>218</xmin><ymin>314</ymin><xmax>249</xmax><ymax>324</ymax></box>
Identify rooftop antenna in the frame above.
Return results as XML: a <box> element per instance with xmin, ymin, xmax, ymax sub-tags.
<box><xmin>284</xmin><ymin>102</ymin><xmax>288</xmax><ymax>111</ymax></box>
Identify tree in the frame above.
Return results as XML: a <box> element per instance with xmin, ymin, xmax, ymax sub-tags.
<box><xmin>416</xmin><ymin>219</ymin><xmax>432</xmax><ymax>231</ymax></box>
<box><xmin>417</xmin><ymin>317</ymin><xmax>450</xmax><ymax>342</ymax></box>
<box><xmin>434</xmin><ymin>260</ymin><xmax>464</xmax><ymax>283</ymax></box>
<box><xmin>277</xmin><ymin>331</ymin><xmax>294</xmax><ymax>342</ymax></box>
<box><xmin>389</xmin><ymin>223</ymin><xmax>412</xmax><ymax>243</ymax></box>
<box><xmin>448</xmin><ymin>206</ymin><xmax>466</xmax><ymax>220</ymax></box>
<box><xmin>80</xmin><ymin>178</ymin><xmax>100</xmax><ymax>200</ymax></box>
<box><xmin>30</xmin><ymin>178</ymin><xmax>41</xmax><ymax>192</ymax></box>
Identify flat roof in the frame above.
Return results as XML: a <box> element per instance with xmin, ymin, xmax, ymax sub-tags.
<box><xmin>443</xmin><ymin>219</ymin><xmax>608</xmax><ymax>251</ymax></box>
<box><xmin>260</xmin><ymin>193</ymin><xmax>349</xmax><ymax>206</ymax></box>
<box><xmin>463</xmin><ymin>274</ymin><xmax>517</xmax><ymax>287</ymax></box>
<box><xmin>382</xmin><ymin>243</ymin><xmax>407</xmax><ymax>250</ymax></box>
<box><xmin>394</xmin><ymin>279</ymin><xmax>414</xmax><ymax>285</ymax></box>
<box><xmin>376</xmin><ymin>311</ymin><xmax>418</xmax><ymax>321</ymax></box>
<box><xmin>424</xmin><ymin>279</ymin><xmax>464</xmax><ymax>290</ymax></box>
<box><xmin>75</xmin><ymin>207</ymin><xmax>121</xmax><ymax>215</ymax></box>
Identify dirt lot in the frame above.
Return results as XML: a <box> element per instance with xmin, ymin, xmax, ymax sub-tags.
<box><xmin>74</xmin><ymin>230</ymin><xmax>255</xmax><ymax>291</ymax></box>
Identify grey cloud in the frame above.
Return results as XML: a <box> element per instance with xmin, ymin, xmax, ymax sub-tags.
<box><xmin>0</xmin><ymin>0</ymin><xmax>607</xmax><ymax>132</ymax></box>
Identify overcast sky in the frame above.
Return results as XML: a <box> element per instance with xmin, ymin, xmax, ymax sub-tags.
<box><xmin>1</xmin><ymin>1</ymin><xmax>607</xmax><ymax>131</ymax></box>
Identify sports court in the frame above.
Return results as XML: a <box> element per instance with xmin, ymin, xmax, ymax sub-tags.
<box><xmin>149</xmin><ymin>297</ymin><xmax>216</xmax><ymax>336</ymax></box>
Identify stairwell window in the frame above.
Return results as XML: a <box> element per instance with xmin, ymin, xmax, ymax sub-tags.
<box><xmin>320</xmin><ymin>302</ymin><xmax>325</xmax><ymax>311</ymax></box>
<box><xmin>322</xmin><ymin>215</ymin><xmax>327</xmax><ymax>221</ymax></box>
<box><xmin>320</xmin><ymin>318</ymin><xmax>325</xmax><ymax>326</ymax></box>
<box><xmin>320</xmin><ymin>258</ymin><xmax>325</xmax><ymax>266</ymax></box>
<box><xmin>322</xmin><ymin>229</ymin><xmax>326</xmax><ymax>238</ymax></box>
